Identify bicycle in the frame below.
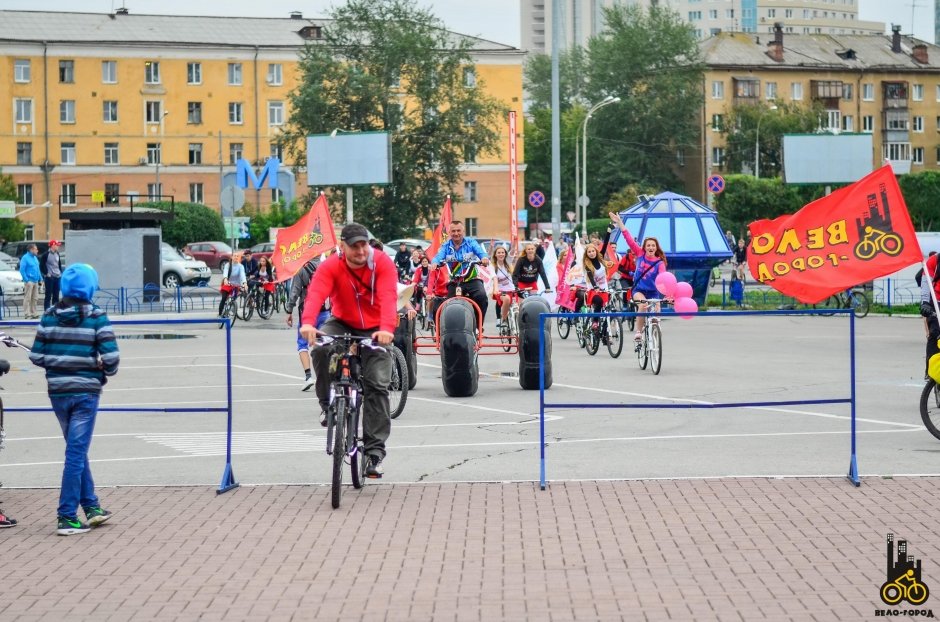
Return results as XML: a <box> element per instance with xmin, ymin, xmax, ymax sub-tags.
<box><xmin>635</xmin><ymin>298</ymin><xmax>664</xmax><ymax>375</ymax></box>
<box><xmin>218</xmin><ymin>284</ymin><xmax>243</xmax><ymax>329</ymax></box>
<box><xmin>499</xmin><ymin>289</ymin><xmax>545</xmax><ymax>352</ymax></box>
<box><xmin>918</xmin><ymin>377</ymin><xmax>940</xmax><ymax>441</ymax></box>
<box><xmin>880</xmin><ymin>569</ymin><xmax>930</xmax><ymax>605</ymax></box>
<box><xmin>815</xmin><ymin>288</ymin><xmax>871</xmax><ymax>318</ymax></box>
<box><xmin>246</xmin><ymin>280</ymin><xmax>275</xmax><ymax>320</ymax></box>
<box><xmin>579</xmin><ymin>290</ymin><xmax>623</xmax><ymax>358</ymax></box>
<box><xmin>273</xmin><ymin>280</ymin><xmax>290</xmax><ymax>314</ymax></box>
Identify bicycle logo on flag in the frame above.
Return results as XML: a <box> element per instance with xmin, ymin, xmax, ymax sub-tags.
<box><xmin>853</xmin><ymin>183</ymin><xmax>904</xmax><ymax>261</ymax></box>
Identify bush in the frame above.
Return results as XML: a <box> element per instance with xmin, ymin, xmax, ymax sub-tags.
<box><xmin>144</xmin><ymin>201</ymin><xmax>225</xmax><ymax>248</ymax></box>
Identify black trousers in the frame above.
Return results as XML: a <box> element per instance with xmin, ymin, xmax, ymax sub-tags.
<box><xmin>927</xmin><ymin>313</ymin><xmax>940</xmax><ymax>377</ymax></box>
<box><xmin>446</xmin><ymin>279</ymin><xmax>488</xmax><ymax>324</ymax></box>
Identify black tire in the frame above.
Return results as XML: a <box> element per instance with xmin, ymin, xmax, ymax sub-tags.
<box><xmin>163</xmin><ymin>272</ymin><xmax>181</xmax><ymax>288</ymax></box>
<box><xmin>850</xmin><ymin>289</ymin><xmax>871</xmax><ymax>318</ymax></box>
<box><xmin>920</xmin><ymin>379</ymin><xmax>940</xmax><ymax>440</ymax></box>
<box><xmin>219</xmin><ymin>297</ymin><xmax>238</xmax><ymax>329</ymax></box>
<box><xmin>393</xmin><ymin>315</ymin><xmax>418</xmax><ymax>390</ymax></box>
<box><xmin>649</xmin><ymin>323</ymin><xmax>662</xmax><ymax>375</ymax></box>
<box><xmin>258</xmin><ymin>291</ymin><xmax>274</xmax><ymax>319</ymax></box>
<box><xmin>351</xmin><ymin>443</ymin><xmax>365</xmax><ymax>490</ymax></box>
<box><xmin>586</xmin><ymin>321</ymin><xmax>600</xmax><ymax>355</ymax></box>
<box><xmin>556</xmin><ymin>315</ymin><xmax>570</xmax><ymax>339</ymax></box>
<box><xmin>814</xmin><ymin>295</ymin><xmax>839</xmax><ymax>317</ymax></box>
<box><xmin>389</xmin><ymin>345</ymin><xmax>409</xmax><ymax>419</ymax></box>
<box><xmin>518</xmin><ymin>296</ymin><xmax>552</xmax><ymax>390</ymax></box>
<box><xmin>576</xmin><ymin>318</ymin><xmax>587</xmax><ymax>348</ymax></box>
<box><xmin>331</xmin><ymin>396</ymin><xmax>346</xmax><ymax>509</ymax></box>
<box><xmin>625</xmin><ymin>301</ymin><xmax>637</xmax><ymax>332</ymax></box>
<box><xmin>637</xmin><ymin>327</ymin><xmax>648</xmax><ymax>370</ymax></box>
<box><xmin>606</xmin><ymin>317</ymin><xmax>624</xmax><ymax>359</ymax></box>
<box><xmin>439</xmin><ymin>298</ymin><xmax>479</xmax><ymax>397</ymax></box>
<box><xmin>238</xmin><ymin>292</ymin><xmax>254</xmax><ymax>321</ymax></box>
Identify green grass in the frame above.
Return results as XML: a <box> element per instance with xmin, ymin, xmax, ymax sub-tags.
<box><xmin>704</xmin><ymin>293</ymin><xmax>919</xmax><ymax>315</ymax></box>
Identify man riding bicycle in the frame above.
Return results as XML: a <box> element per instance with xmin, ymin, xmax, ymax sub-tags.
<box><xmin>430</xmin><ymin>221</ymin><xmax>491</xmax><ymax>323</ymax></box>
<box><xmin>300</xmin><ymin>223</ymin><xmax>397</xmax><ymax>479</ymax></box>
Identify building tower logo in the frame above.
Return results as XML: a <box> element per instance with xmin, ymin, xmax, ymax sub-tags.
<box><xmin>880</xmin><ymin>533</ymin><xmax>930</xmax><ymax>606</ymax></box>
<box><xmin>853</xmin><ymin>183</ymin><xmax>904</xmax><ymax>261</ymax></box>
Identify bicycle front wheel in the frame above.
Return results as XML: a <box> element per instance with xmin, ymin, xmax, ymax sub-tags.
<box><xmin>637</xmin><ymin>328</ymin><xmax>648</xmax><ymax>370</ymax></box>
<box><xmin>586</xmin><ymin>322</ymin><xmax>600</xmax><ymax>355</ymax></box>
<box><xmin>239</xmin><ymin>293</ymin><xmax>254</xmax><ymax>321</ymax></box>
<box><xmin>625</xmin><ymin>301</ymin><xmax>637</xmax><ymax>332</ymax></box>
<box><xmin>331</xmin><ymin>396</ymin><xmax>347</xmax><ymax>509</ymax></box>
<box><xmin>920</xmin><ymin>378</ymin><xmax>940</xmax><ymax>440</ymax></box>
<box><xmin>814</xmin><ymin>296</ymin><xmax>839</xmax><ymax>317</ymax></box>
<box><xmin>606</xmin><ymin>317</ymin><xmax>624</xmax><ymax>359</ymax></box>
<box><xmin>556</xmin><ymin>315</ymin><xmax>571</xmax><ymax>339</ymax></box>
<box><xmin>850</xmin><ymin>290</ymin><xmax>871</xmax><ymax>318</ymax></box>
<box><xmin>388</xmin><ymin>346</ymin><xmax>409</xmax><ymax>419</ymax></box>
<box><xmin>649</xmin><ymin>324</ymin><xmax>662</xmax><ymax>375</ymax></box>
<box><xmin>258</xmin><ymin>291</ymin><xmax>275</xmax><ymax>319</ymax></box>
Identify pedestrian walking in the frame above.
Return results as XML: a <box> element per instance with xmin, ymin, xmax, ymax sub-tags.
<box><xmin>19</xmin><ymin>243</ymin><xmax>42</xmax><ymax>319</ymax></box>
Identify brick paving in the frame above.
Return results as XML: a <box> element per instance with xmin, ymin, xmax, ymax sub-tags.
<box><xmin>1</xmin><ymin>477</ymin><xmax>938</xmax><ymax>621</ymax></box>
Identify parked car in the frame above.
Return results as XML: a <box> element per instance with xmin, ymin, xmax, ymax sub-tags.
<box><xmin>476</xmin><ymin>238</ymin><xmax>511</xmax><ymax>256</ymax></box>
<box><xmin>183</xmin><ymin>241</ymin><xmax>233</xmax><ymax>272</ymax></box>
<box><xmin>0</xmin><ymin>251</ymin><xmax>18</xmax><ymax>271</ymax></box>
<box><xmin>385</xmin><ymin>238</ymin><xmax>429</xmax><ymax>253</ymax></box>
<box><xmin>0</xmin><ymin>270</ymin><xmax>25</xmax><ymax>298</ymax></box>
<box><xmin>161</xmin><ymin>244</ymin><xmax>211</xmax><ymax>288</ymax></box>
<box><xmin>248</xmin><ymin>242</ymin><xmax>275</xmax><ymax>263</ymax></box>
<box><xmin>1</xmin><ymin>240</ymin><xmax>66</xmax><ymax>268</ymax></box>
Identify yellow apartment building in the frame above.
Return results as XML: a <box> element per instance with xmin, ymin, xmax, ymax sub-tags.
<box><xmin>685</xmin><ymin>25</ymin><xmax>940</xmax><ymax>203</ymax></box>
<box><xmin>0</xmin><ymin>9</ymin><xmax>525</xmax><ymax>241</ymax></box>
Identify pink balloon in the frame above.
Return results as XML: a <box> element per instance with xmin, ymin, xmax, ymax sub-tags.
<box><xmin>655</xmin><ymin>271</ymin><xmax>677</xmax><ymax>296</ymax></box>
<box><xmin>673</xmin><ymin>281</ymin><xmax>693</xmax><ymax>299</ymax></box>
<box><xmin>673</xmin><ymin>296</ymin><xmax>698</xmax><ymax>319</ymax></box>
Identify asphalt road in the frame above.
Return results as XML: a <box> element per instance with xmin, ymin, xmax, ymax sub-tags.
<box><xmin>0</xmin><ymin>305</ymin><xmax>937</xmax><ymax>491</ymax></box>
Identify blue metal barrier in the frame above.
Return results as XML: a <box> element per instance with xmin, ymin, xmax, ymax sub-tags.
<box><xmin>538</xmin><ymin>308</ymin><xmax>859</xmax><ymax>489</ymax></box>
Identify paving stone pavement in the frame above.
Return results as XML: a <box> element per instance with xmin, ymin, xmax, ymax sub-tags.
<box><xmin>1</xmin><ymin>477</ymin><xmax>938</xmax><ymax>621</ymax></box>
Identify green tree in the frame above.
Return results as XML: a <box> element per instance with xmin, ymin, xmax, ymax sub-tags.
<box><xmin>900</xmin><ymin>170</ymin><xmax>940</xmax><ymax>231</ymax></box>
<box><xmin>0</xmin><ymin>168</ymin><xmax>27</xmax><ymax>243</ymax></box>
<box><xmin>605</xmin><ymin>183</ymin><xmax>662</xmax><ymax>213</ymax></box>
<box><xmin>719</xmin><ymin>101</ymin><xmax>825</xmax><ymax>178</ymax></box>
<box><xmin>522</xmin><ymin>45</ymin><xmax>587</xmax><ymax>112</ymax></box>
<box><xmin>713</xmin><ymin>175</ymin><xmax>829</xmax><ymax>239</ymax></box>
<box><xmin>145</xmin><ymin>201</ymin><xmax>225</xmax><ymax>248</ymax></box>
<box><xmin>523</xmin><ymin>105</ymin><xmax>586</xmax><ymax>213</ymax></box>
<box><xmin>282</xmin><ymin>0</ymin><xmax>505</xmax><ymax>241</ymax></box>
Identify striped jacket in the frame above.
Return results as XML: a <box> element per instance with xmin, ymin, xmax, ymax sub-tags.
<box><xmin>29</xmin><ymin>301</ymin><xmax>120</xmax><ymax>396</ymax></box>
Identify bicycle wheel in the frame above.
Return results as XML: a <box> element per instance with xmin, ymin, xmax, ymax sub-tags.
<box><xmin>649</xmin><ymin>323</ymin><xmax>662</xmax><ymax>375</ymax></box>
<box><xmin>331</xmin><ymin>396</ymin><xmax>347</xmax><ymax>509</ymax></box>
<box><xmin>625</xmin><ymin>301</ymin><xmax>636</xmax><ymax>332</ymax></box>
<box><xmin>258</xmin><ymin>291</ymin><xmax>275</xmax><ymax>320</ymax></box>
<box><xmin>556</xmin><ymin>315</ymin><xmax>571</xmax><ymax>339</ymax></box>
<box><xmin>814</xmin><ymin>295</ymin><xmax>838</xmax><ymax>317</ymax></box>
<box><xmin>637</xmin><ymin>326</ymin><xmax>649</xmax><ymax>370</ymax></box>
<box><xmin>586</xmin><ymin>321</ymin><xmax>600</xmax><ymax>355</ymax></box>
<box><xmin>850</xmin><ymin>290</ymin><xmax>871</xmax><ymax>318</ymax></box>
<box><xmin>919</xmin><ymin>379</ymin><xmax>940</xmax><ymax>440</ymax></box>
<box><xmin>576</xmin><ymin>318</ymin><xmax>587</xmax><ymax>349</ymax></box>
<box><xmin>239</xmin><ymin>292</ymin><xmax>254</xmax><ymax>321</ymax></box>
<box><xmin>219</xmin><ymin>297</ymin><xmax>238</xmax><ymax>329</ymax></box>
<box><xmin>606</xmin><ymin>317</ymin><xmax>624</xmax><ymax>359</ymax></box>
<box><xmin>349</xmin><ymin>404</ymin><xmax>363</xmax><ymax>490</ymax></box>
<box><xmin>388</xmin><ymin>346</ymin><xmax>409</xmax><ymax>419</ymax></box>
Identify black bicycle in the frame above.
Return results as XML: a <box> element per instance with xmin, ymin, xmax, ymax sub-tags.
<box><xmin>919</xmin><ymin>378</ymin><xmax>940</xmax><ymax>441</ymax></box>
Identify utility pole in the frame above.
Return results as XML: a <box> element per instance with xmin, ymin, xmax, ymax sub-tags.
<box><xmin>550</xmin><ymin>0</ymin><xmax>562</xmax><ymax>242</ymax></box>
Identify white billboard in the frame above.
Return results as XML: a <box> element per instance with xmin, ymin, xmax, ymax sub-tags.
<box><xmin>306</xmin><ymin>132</ymin><xmax>392</xmax><ymax>187</ymax></box>
<box><xmin>782</xmin><ymin>133</ymin><xmax>874</xmax><ymax>184</ymax></box>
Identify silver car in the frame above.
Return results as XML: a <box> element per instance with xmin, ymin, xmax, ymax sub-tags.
<box><xmin>161</xmin><ymin>244</ymin><xmax>211</xmax><ymax>288</ymax></box>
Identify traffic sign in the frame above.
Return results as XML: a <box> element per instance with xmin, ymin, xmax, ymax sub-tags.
<box><xmin>578</xmin><ymin>194</ymin><xmax>590</xmax><ymax>207</ymax></box>
<box><xmin>707</xmin><ymin>174</ymin><xmax>725</xmax><ymax>194</ymax></box>
<box><xmin>0</xmin><ymin>201</ymin><xmax>15</xmax><ymax>219</ymax></box>
<box><xmin>528</xmin><ymin>190</ymin><xmax>545</xmax><ymax>208</ymax></box>
<box><xmin>220</xmin><ymin>185</ymin><xmax>246</xmax><ymax>217</ymax></box>
<box><xmin>91</xmin><ymin>190</ymin><xmax>105</xmax><ymax>203</ymax></box>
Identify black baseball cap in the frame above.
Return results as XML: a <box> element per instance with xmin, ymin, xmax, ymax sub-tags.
<box><xmin>341</xmin><ymin>223</ymin><xmax>369</xmax><ymax>245</ymax></box>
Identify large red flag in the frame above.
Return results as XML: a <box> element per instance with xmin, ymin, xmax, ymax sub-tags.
<box><xmin>426</xmin><ymin>196</ymin><xmax>453</xmax><ymax>259</ymax></box>
<box><xmin>746</xmin><ymin>164</ymin><xmax>921</xmax><ymax>304</ymax></box>
<box><xmin>271</xmin><ymin>194</ymin><xmax>337</xmax><ymax>282</ymax></box>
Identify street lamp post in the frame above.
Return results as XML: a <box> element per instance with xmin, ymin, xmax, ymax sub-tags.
<box><xmin>579</xmin><ymin>95</ymin><xmax>620</xmax><ymax>236</ymax></box>
<box><xmin>754</xmin><ymin>104</ymin><xmax>777</xmax><ymax>179</ymax></box>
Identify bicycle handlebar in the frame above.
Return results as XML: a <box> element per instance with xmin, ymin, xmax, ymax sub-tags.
<box><xmin>0</xmin><ymin>332</ymin><xmax>30</xmax><ymax>352</ymax></box>
<box><xmin>315</xmin><ymin>334</ymin><xmax>386</xmax><ymax>352</ymax></box>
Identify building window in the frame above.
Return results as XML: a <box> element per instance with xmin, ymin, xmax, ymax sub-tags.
<box><xmin>863</xmin><ymin>115</ymin><xmax>874</xmax><ymax>132</ymax></box>
<box><xmin>271</xmin><ymin>188</ymin><xmax>283</xmax><ymax>204</ymax></box>
<box><xmin>101</xmin><ymin>60</ymin><xmax>117</xmax><ymax>84</ymax></box>
<box><xmin>825</xmin><ymin>110</ymin><xmax>840</xmax><ymax>131</ymax></box>
<box><xmin>842</xmin><ymin>83</ymin><xmax>853</xmax><ymax>100</ymax></box>
<box><xmin>862</xmin><ymin>83</ymin><xmax>874</xmax><ymax>101</ymax></box>
<box><xmin>188</xmin><ymin>143</ymin><xmax>203</xmax><ymax>165</ymax></box>
<box><xmin>187</xmin><ymin>101</ymin><xmax>202</xmax><ymax>124</ymax></box>
<box><xmin>785</xmin><ymin>9</ymin><xmax>793</xmax><ymax>18</ymax></box>
<box><xmin>711</xmin><ymin>114</ymin><xmax>723</xmax><ymax>131</ymax></box>
<box><xmin>914</xmin><ymin>147</ymin><xmax>924</xmax><ymax>165</ymax></box>
<box><xmin>145</xmin><ymin>101</ymin><xmax>163</xmax><ymax>124</ymax></box>
<box><xmin>16</xmin><ymin>142</ymin><xmax>32</xmax><ymax>165</ymax></box>
<box><xmin>229</xmin><ymin>102</ymin><xmax>243</xmax><ymax>124</ymax></box>
<box><xmin>709</xmin><ymin>9</ymin><xmax>718</xmax><ymax>19</ymax></box>
<box><xmin>914</xmin><ymin>116</ymin><xmax>924</xmax><ymax>132</ymax></box>
<box><xmin>765</xmin><ymin>82</ymin><xmax>777</xmax><ymax>99</ymax></box>
<box><xmin>913</xmin><ymin>84</ymin><xmax>925</xmax><ymax>101</ymax></box>
<box><xmin>842</xmin><ymin>115</ymin><xmax>853</xmax><ymax>132</ymax></box>
<box><xmin>712</xmin><ymin>147</ymin><xmax>725</xmax><ymax>168</ymax></box>
<box><xmin>271</xmin><ymin>143</ymin><xmax>284</xmax><ymax>160</ymax></box>
<box><xmin>463</xmin><ymin>181</ymin><xmax>477</xmax><ymax>202</ymax></box>
<box><xmin>147</xmin><ymin>143</ymin><xmax>161</xmax><ymax>165</ymax></box>
<box><xmin>59</xmin><ymin>100</ymin><xmax>75</xmax><ymax>124</ymax></box>
<box><xmin>187</xmin><ymin>62</ymin><xmax>201</xmax><ymax>85</ymax></box>
<box><xmin>767</xmin><ymin>8</ymin><xmax>776</xmax><ymax>17</ymax></box>
<box><xmin>144</xmin><ymin>61</ymin><xmax>160</xmax><ymax>84</ymax></box>
<box><xmin>104</xmin><ymin>142</ymin><xmax>119</xmax><ymax>165</ymax></box>
<box><xmin>464</xmin><ymin>143</ymin><xmax>477</xmax><ymax>163</ymax></box>
<box><xmin>884</xmin><ymin>142</ymin><xmax>911</xmax><ymax>162</ymax></box>
<box><xmin>61</xmin><ymin>183</ymin><xmax>76</xmax><ymax>206</ymax></box>
<box><xmin>15</xmin><ymin>98</ymin><xmax>33</xmax><ymax>123</ymax></box>
<box><xmin>147</xmin><ymin>183</ymin><xmax>162</xmax><ymax>201</ymax></box>
<box><xmin>711</xmin><ymin>80</ymin><xmax>724</xmax><ymax>99</ymax></box>
<box><xmin>190</xmin><ymin>183</ymin><xmax>204</xmax><ymax>203</ymax></box>
<box><xmin>389</xmin><ymin>69</ymin><xmax>401</xmax><ymax>89</ymax></box>
<box><xmin>14</xmin><ymin>59</ymin><xmax>30</xmax><ymax>83</ymax></box>
<box><xmin>688</xmin><ymin>10</ymin><xmax>702</xmax><ymax>20</ymax></box>
<box><xmin>103</xmin><ymin>100</ymin><xmax>118</xmax><ymax>123</ymax></box>
<box><xmin>387</xmin><ymin>102</ymin><xmax>402</xmax><ymax>130</ymax></box>
<box><xmin>936</xmin><ymin>85</ymin><xmax>940</xmax><ymax>102</ymax></box>
<box><xmin>104</xmin><ymin>183</ymin><xmax>120</xmax><ymax>204</ymax></box>
<box><xmin>59</xmin><ymin>60</ymin><xmax>74</xmax><ymax>83</ymax></box>
<box><xmin>266</xmin><ymin>63</ymin><xmax>282</xmax><ymax>85</ymax></box>
<box><xmin>17</xmin><ymin>184</ymin><xmax>33</xmax><ymax>205</ymax></box>
<box><xmin>886</xmin><ymin>110</ymin><xmax>909</xmax><ymax>130</ymax></box>
<box><xmin>228</xmin><ymin>63</ymin><xmax>243</xmax><ymax>86</ymax></box>
<box><xmin>229</xmin><ymin>143</ymin><xmax>243</xmax><ymax>164</ymax></box>
<box><xmin>61</xmin><ymin>142</ymin><xmax>75</xmax><ymax>165</ymax></box>
<box><xmin>268</xmin><ymin>101</ymin><xmax>284</xmax><ymax>126</ymax></box>
<box><xmin>464</xmin><ymin>217</ymin><xmax>478</xmax><ymax>237</ymax></box>
<box><xmin>463</xmin><ymin>67</ymin><xmax>476</xmax><ymax>88</ymax></box>
<box><xmin>791</xmin><ymin>82</ymin><xmax>803</xmax><ymax>100</ymax></box>
<box><xmin>734</xmin><ymin>78</ymin><xmax>759</xmax><ymax>99</ymax></box>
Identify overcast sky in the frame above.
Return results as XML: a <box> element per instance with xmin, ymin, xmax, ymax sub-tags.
<box><xmin>0</xmin><ymin>0</ymin><xmax>933</xmax><ymax>46</ymax></box>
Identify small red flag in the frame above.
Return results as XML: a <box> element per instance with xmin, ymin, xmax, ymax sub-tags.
<box><xmin>271</xmin><ymin>194</ymin><xmax>337</xmax><ymax>282</ymax></box>
<box><xmin>746</xmin><ymin>164</ymin><xmax>922</xmax><ymax>304</ymax></box>
<box><xmin>426</xmin><ymin>196</ymin><xmax>453</xmax><ymax>259</ymax></box>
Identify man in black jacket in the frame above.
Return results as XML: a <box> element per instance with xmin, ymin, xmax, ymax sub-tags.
<box><xmin>394</xmin><ymin>242</ymin><xmax>411</xmax><ymax>277</ymax></box>
<box><xmin>40</xmin><ymin>240</ymin><xmax>64</xmax><ymax>310</ymax></box>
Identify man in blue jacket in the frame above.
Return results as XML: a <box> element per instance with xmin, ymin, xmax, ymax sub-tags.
<box><xmin>430</xmin><ymin>220</ymin><xmax>490</xmax><ymax>323</ymax></box>
<box><xmin>18</xmin><ymin>243</ymin><xmax>42</xmax><ymax>319</ymax></box>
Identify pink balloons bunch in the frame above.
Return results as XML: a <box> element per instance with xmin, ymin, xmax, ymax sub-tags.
<box><xmin>673</xmin><ymin>281</ymin><xmax>693</xmax><ymax>299</ymax></box>
<box><xmin>673</xmin><ymin>296</ymin><xmax>698</xmax><ymax>320</ymax></box>
<box><xmin>655</xmin><ymin>271</ymin><xmax>677</xmax><ymax>297</ymax></box>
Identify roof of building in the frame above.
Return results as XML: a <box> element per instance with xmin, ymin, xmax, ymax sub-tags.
<box><xmin>702</xmin><ymin>31</ymin><xmax>940</xmax><ymax>71</ymax></box>
<box><xmin>0</xmin><ymin>10</ymin><xmax>519</xmax><ymax>52</ymax></box>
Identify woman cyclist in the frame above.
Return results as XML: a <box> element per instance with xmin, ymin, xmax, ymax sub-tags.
<box><xmin>490</xmin><ymin>245</ymin><xmax>516</xmax><ymax>329</ymax></box>
<box><xmin>580</xmin><ymin>243</ymin><xmax>614</xmax><ymax>332</ymax></box>
<box><xmin>609</xmin><ymin>211</ymin><xmax>667</xmax><ymax>341</ymax></box>
<box><xmin>512</xmin><ymin>242</ymin><xmax>552</xmax><ymax>295</ymax></box>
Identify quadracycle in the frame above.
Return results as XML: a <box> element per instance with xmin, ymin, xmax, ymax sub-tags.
<box><xmin>412</xmin><ymin>260</ymin><xmax>554</xmax><ymax>397</ymax></box>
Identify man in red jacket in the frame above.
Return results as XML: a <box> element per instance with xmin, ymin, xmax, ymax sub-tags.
<box><xmin>300</xmin><ymin>223</ymin><xmax>397</xmax><ymax>478</ymax></box>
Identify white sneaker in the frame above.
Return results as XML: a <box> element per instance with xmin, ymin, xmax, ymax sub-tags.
<box><xmin>302</xmin><ymin>376</ymin><xmax>315</xmax><ymax>392</ymax></box>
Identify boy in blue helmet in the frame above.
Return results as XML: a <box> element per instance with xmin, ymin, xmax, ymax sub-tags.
<box><xmin>29</xmin><ymin>264</ymin><xmax>120</xmax><ymax>536</ymax></box>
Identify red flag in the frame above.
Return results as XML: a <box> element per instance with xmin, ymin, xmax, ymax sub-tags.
<box><xmin>746</xmin><ymin>164</ymin><xmax>921</xmax><ymax>304</ymax></box>
<box><xmin>604</xmin><ymin>238</ymin><xmax>619</xmax><ymax>279</ymax></box>
<box><xmin>271</xmin><ymin>194</ymin><xmax>337</xmax><ymax>282</ymax></box>
<box><xmin>426</xmin><ymin>196</ymin><xmax>453</xmax><ymax>259</ymax></box>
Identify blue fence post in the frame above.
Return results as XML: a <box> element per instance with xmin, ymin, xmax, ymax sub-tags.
<box><xmin>539</xmin><ymin>313</ymin><xmax>547</xmax><ymax>491</ymax></box>
<box><xmin>176</xmin><ymin>285</ymin><xmax>182</xmax><ymax>313</ymax></box>
<box><xmin>847</xmin><ymin>310</ymin><xmax>860</xmax><ymax>486</ymax></box>
<box><xmin>217</xmin><ymin>318</ymin><xmax>239</xmax><ymax>494</ymax></box>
